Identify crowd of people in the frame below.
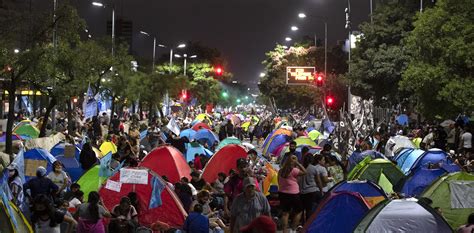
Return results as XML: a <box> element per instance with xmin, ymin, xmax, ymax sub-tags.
<box><xmin>2</xmin><ymin>106</ymin><xmax>474</xmax><ymax>233</ymax></box>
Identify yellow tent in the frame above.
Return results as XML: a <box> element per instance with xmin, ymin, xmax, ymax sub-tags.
<box><xmin>99</xmin><ymin>141</ymin><xmax>117</xmax><ymax>156</ymax></box>
<box><xmin>195</xmin><ymin>113</ymin><xmax>213</xmax><ymax>125</ymax></box>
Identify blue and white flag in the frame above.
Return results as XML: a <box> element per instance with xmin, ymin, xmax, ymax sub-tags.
<box><xmin>167</xmin><ymin>117</ymin><xmax>180</xmax><ymax>136</ymax></box>
<box><xmin>149</xmin><ymin>176</ymin><xmax>165</xmax><ymax>209</ymax></box>
<box><xmin>11</xmin><ymin>149</ymin><xmax>25</xmax><ymax>184</ymax></box>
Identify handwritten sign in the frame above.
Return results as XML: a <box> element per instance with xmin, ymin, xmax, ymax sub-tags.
<box><xmin>286</xmin><ymin>66</ymin><xmax>316</xmax><ymax>85</ymax></box>
<box><xmin>105</xmin><ymin>180</ymin><xmax>122</xmax><ymax>192</ymax></box>
<box><xmin>120</xmin><ymin>168</ymin><xmax>148</xmax><ymax>185</ymax></box>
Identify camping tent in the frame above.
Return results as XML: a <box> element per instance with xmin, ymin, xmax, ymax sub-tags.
<box><xmin>202</xmin><ymin>144</ymin><xmax>247</xmax><ymax>183</ymax></box>
<box><xmin>140</xmin><ymin>145</ymin><xmax>191</xmax><ymax>184</ymax></box>
<box><xmin>410</xmin><ymin>149</ymin><xmax>455</xmax><ymax>173</ymax></box>
<box><xmin>13</xmin><ymin>124</ymin><xmax>39</xmax><ymax>139</ymax></box>
<box><xmin>191</xmin><ymin>122</ymin><xmax>211</xmax><ymax>131</ymax></box>
<box><xmin>50</xmin><ymin>142</ymin><xmax>81</xmax><ymax>161</ymax></box>
<box><xmin>302</xmin><ymin>192</ymin><xmax>370</xmax><ymax>233</ymax></box>
<box><xmin>185</xmin><ymin>142</ymin><xmax>213</xmax><ymax>162</ymax></box>
<box><xmin>180</xmin><ymin>129</ymin><xmax>196</xmax><ymax>141</ymax></box>
<box><xmin>384</xmin><ymin>135</ymin><xmax>415</xmax><ymax>158</ymax></box>
<box><xmin>99</xmin><ymin>167</ymin><xmax>187</xmax><ymax>228</ymax></box>
<box><xmin>77</xmin><ymin>165</ymin><xmax>103</xmax><ymax>202</ymax></box>
<box><xmin>263</xmin><ymin>134</ymin><xmax>291</xmax><ymax>156</ymax></box>
<box><xmin>398</xmin><ymin>166</ymin><xmax>449</xmax><ymax>197</ymax></box>
<box><xmin>348</xmin><ymin>158</ymin><xmax>405</xmax><ymax>194</ymax></box>
<box><xmin>354</xmin><ymin>199</ymin><xmax>452</xmax><ymax>233</ymax></box>
<box><xmin>99</xmin><ymin>141</ymin><xmax>117</xmax><ymax>156</ymax></box>
<box><xmin>330</xmin><ymin>180</ymin><xmax>388</xmax><ymax>207</ymax></box>
<box><xmin>349</xmin><ymin>150</ymin><xmax>386</xmax><ymax>171</ymax></box>
<box><xmin>24</xmin><ymin>148</ymin><xmax>57</xmax><ymax>182</ymax></box>
<box><xmin>0</xmin><ymin>199</ymin><xmax>33</xmax><ymax>233</ymax></box>
<box><xmin>421</xmin><ymin>172</ymin><xmax>474</xmax><ymax>229</ymax></box>
<box><xmin>194</xmin><ymin>129</ymin><xmax>219</xmax><ymax>146</ymax></box>
<box><xmin>396</xmin><ymin>149</ymin><xmax>425</xmax><ymax>174</ymax></box>
<box><xmin>216</xmin><ymin>137</ymin><xmax>242</xmax><ymax>151</ymax></box>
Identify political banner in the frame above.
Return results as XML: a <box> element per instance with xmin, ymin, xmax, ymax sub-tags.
<box><xmin>120</xmin><ymin>168</ymin><xmax>148</xmax><ymax>185</ymax></box>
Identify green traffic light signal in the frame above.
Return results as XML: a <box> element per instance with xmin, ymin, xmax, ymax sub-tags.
<box><xmin>222</xmin><ymin>92</ymin><xmax>228</xmax><ymax>98</ymax></box>
<box><xmin>236</xmin><ymin>99</ymin><xmax>241</xmax><ymax>103</ymax></box>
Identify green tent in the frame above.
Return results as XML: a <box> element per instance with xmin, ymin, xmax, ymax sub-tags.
<box><xmin>77</xmin><ymin>165</ymin><xmax>105</xmax><ymax>201</ymax></box>
<box><xmin>421</xmin><ymin>172</ymin><xmax>474</xmax><ymax>229</ymax></box>
<box><xmin>216</xmin><ymin>137</ymin><xmax>242</xmax><ymax>151</ymax></box>
<box><xmin>348</xmin><ymin>158</ymin><xmax>405</xmax><ymax>194</ymax></box>
<box><xmin>13</xmin><ymin>124</ymin><xmax>39</xmax><ymax>139</ymax></box>
<box><xmin>0</xmin><ymin>199</ymin><xmax>33</xmax><ymax>233</ymax></box>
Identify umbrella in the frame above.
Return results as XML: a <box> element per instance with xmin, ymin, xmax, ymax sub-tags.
<box><xmin>195</xmin><ymin>129</ymin><xmax>219</xmax><ymax>146</ymax></box>
<box><xmin>192</xmin><ymin>122</ymin><xmax>211</xmax><ymax>131</ymax></box>
<box><xmin>308</xmin><ymin>130</ymin><xmax>322</xmax><ymax>141</ymax></box>
<box><xmin>14</xmin><ymin>124</ymin><xmax>40</xmax><ymax>139</ymax></box>
<box><xmin>195</xmin><ymin>113</ymin><xmax>213</xmax><ymax>124</ymax></box>
<box><xmin>180</xmin><ymin>129</ymin><xmax>197</xmax><ymax>140</ymax></box>
<box><xmin>216</xmin><ymin>137</ymin><xmax>242</xmax><ymax>150</ymax></box>
<box><xmin>241</xmin><ymin>142</ymin><xmax>255</xmax><ymax>150</ymax></box>
<box><xmin>186</xmin><ymin>142</ymin><xmax>213</xmax><ymax>162</ymax></box>
<box><xmin>294</xmin><ymin>136</ymin><xmax>317</xmax><ymax>147</ymax></box>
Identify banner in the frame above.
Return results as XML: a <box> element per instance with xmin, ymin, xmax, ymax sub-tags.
<box><xmin>166</xmin><ymin>117</ymin><xmax>180</xmax><ymax>136</ymax></box>
<box><xmin>84</xmin><ymin>100</ymin><xmax>98</xmax><ymax>120</ymax></box>
<box><xmin>120</xmin><ymin>168</ymin><xmax>148</xmax><ymax>185</ymax></box>
<box><xmin>105</xmin><ymin>179</ymin><xmax>122</xmax><ymax>192</ymax></box>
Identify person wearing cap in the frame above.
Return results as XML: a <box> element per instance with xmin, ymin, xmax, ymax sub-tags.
<box><xmin>230</xmin><ymin>177</ymin><xmax>270</xmax><ymax>233</ymax></box>
<box><xmin>7</xmin><ymin>163</ymin><xmax>24</xmax><ymax>207</ymax></box>
<box><xmin>24</xmin><ymin>166</ymin><xmax>59</xmax><ymax>202</ymax></box>
<box><xmin>224</xmin><ymin>158</ymin><xmax>260</xmax><ymax>216</ymax></box>
<box><xmin>240</xmin><ymin>215</ymin><xmax>277</xmax><ymax>233</ymax></box>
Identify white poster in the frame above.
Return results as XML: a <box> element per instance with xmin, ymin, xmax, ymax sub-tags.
<box><xmin>449</xmin><ymin>181</ymin><xmax>474</xmax><ymax>208</ymax></box>
<box><xmin>120</xmin><ymin>168</ymin><xmax>148</xmax><ymax>185</ymax></box>
<box><xmin>105</xmin><ymin>180</ymin><xmax>122</xmax><ymax>192</ymax></box>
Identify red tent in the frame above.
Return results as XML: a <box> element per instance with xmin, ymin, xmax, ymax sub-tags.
<box><xmin>99</xmin><ymin>167</ymin><xmax>187</xmax><ymax>228</ymax></box>
<box><xmin>140</xmin><ymin>145</ymin><xmax>191</xmax><ymax>184</ymax></box>
<box><xmin>191</xmin><ymin>122</ymin><xmax>211</xmax><ymax>131</ymax></box>
<box><xmin>202</xmin><ymin>144</ymin><xmax>248</xmax><ymax>183</ymax></box>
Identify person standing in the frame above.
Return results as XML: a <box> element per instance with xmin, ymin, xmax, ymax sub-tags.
<box><xmin>24</xmin><ymin>167</ymin><xmax>59</xmax><ymax>202</ymax></box>
<box><xmin>278</xmin><ymin>155</ymin><xmax>307</xmax><ymax>233</ymax></box>
<box><xmin>299</xmin><ymin>155</ymin><xmax>322</xmax><ymax>221</ymax></box>
<box><xmin>460</xmin><ymin>126</ymin><xmax>472</xmax><ymax>158</ymax></box>
<box><xmin>230</xmin><ymin>177</ymin><xmax>271</xmax><ymax>233</ymax></box>
<box><xmin>75</xmin><ymin>191</ymin><xmax>111</xmax><ymax>233</ymax></box>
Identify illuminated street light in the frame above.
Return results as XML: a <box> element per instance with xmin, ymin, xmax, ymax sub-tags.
<box><xmin>285</xmin><ymin>37</ymin><xmax>292</xmax><ymax>42</ymax></box>
<box><xmin>174</xmin><ymin>54</ymin><xmax>182</xmax><ymax>58</ymax></box>
<box><xmin>177</xmin><ymin>44</ymin><xmax>186</xmax><ymax>48</ymax></box>
<box><xmin>259</xmin><ymin>72</ymin><xmax>265</xmax><ymax>78</ymax></box>
<box><xmin>14</xmin><ymin>49</ymin><xmax>20</xmax><ymax>54</ymax></box>
<box><xmin>291</xmin><ymin>26</ymin><xmax>298</xmax><ymax>31</ymax></box>
<box><xmin>298</xmin><ymin>13</ymin><xmax>306</xmax><ymax>18</ymax></box>
<box><xmin>92</xmin><ymin>2</ymin><xmax>104</xmax><ymax>7</ymax></box>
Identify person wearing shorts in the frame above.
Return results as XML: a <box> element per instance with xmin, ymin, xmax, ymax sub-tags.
<box><xmin>278</xmin><ymin>154</ymin><xmax>307</xmax><ymax>233</ymax></box>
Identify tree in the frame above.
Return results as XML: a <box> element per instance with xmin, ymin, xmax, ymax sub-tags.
<box><xmin>400</xmin><ymin>0</ymin><xmax>474</xmax><ymax>118</ymax></box>
<box><xmin>347</xmin><ymin>1</ymin><xmax>417</xmax><ymax>104</ymax></box>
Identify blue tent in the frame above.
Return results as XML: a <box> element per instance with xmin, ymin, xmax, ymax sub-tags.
<box><xmin>396</xmin><ymin>149</ymin><xmax>425</xmax><ymax>174</ymax></box>
<box><xmin>55</xmin><ymin>155</ymin><xmax>84</xmax><ymax>182</ymax></box>
<box><xmin>399</xmin><ymin>166</ymin><xmax>448</xmax><ymax>197</ymax></box>
<box><xmin>194</xmin><ymin>129</ymin><xmax>219</xmax><ymax>146</ymax></box>
<box><xmin>185</xmin><ymin>142</ymin><xmax>213</xmax><ymax>162</ymax></box>
<box><xmin>180</xmin><ymin>129</ymin><xmax>196</xmax><ymax>141</ymax></box>
<box><xmin>393</xmin><ymin>148</ymin><xmax>414</xmax><ymax>161</ymax></box>
<box><xmin>331</xmin><ymin>180</ymin><xmax>388</xmax><ymax>207</ymax></box>
<box><xmin>24</xmin><ymin>148</ymin><xmax>57</xmax><ymax>182</ymax></box>
<box><xmin>303</xmin><ymin>191</ymin><xmax>370</xmax><ymax>233</ymax></box>
<box><xmin>349</xmin><ymin>150</ymin><xmax>387</xmax><ymax>171</ymax></box>
<box><xmin>411</xmin><ymin>149</ymin><xmax>452</xmax><ymax>172</ymax></box>
<box><xmin>264</xmin><ymin>134</ymin><xmax>290</xmax><ymax>156</ymax></box>
<box><xmin>50</xmin><ymin>142</ymin><xmax>81</xmax><ymax>161</ymax></box>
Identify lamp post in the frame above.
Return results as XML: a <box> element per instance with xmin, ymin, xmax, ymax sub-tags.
<box><xmin>139</xmin><ymin>31</ymin><xmax>157</xmax><ymax>72</ymax></box>
<box><xmin>174</xmin><ymin>54</ymin><xmax>197</xmax><ymax>76</ymax></box>
<box><xmin>158</xmin><ymin>43</ymin><xmax>186</xmax><ymax>74</ymax></box>
<box><xmin>92</xmin><ymin>1</ymin><xmax>115</xmax><ymax>56</ymax></box>
<box><xmin>298</xmin><ymin>12</ymin><xmax>328</xmax><ymax>80</ymax></box>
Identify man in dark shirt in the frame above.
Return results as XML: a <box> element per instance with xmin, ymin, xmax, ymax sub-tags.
<box><xmin>190</xmin><ymin>172</ymin><xmax>207</xmax><ymax>191</ymax></box>
<box><xmin>24</xmin><ymin>166</ymin><xmax>59</xmax><ymax>202</ymax></box>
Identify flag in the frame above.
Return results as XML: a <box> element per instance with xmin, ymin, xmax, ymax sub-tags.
<box><xmin>83</xmin><ymin>84</ymin><xmax>97</xmax><ymax>120</ymax></box>
<box><xmin>322</xmin><ymin>118</ymin><xmax>335</xmax><ymax>134</ymax></box>
<box><xmin>11</xmin><ymin>149</ymin><xmax>25</xmax><ymax>184</ymax></box>
<box><xmin>167</xmin><ymin>117</ymin><xmax>180</xmax><ymax>136</ymax></box>
<box><xmin>149</xmin><ymin>176</ymin><xmax>165</xmax><ymax>209</ymax></box>
<box><xmin>140</xmin><ymin>130</ymin><xmax>148</xmax><ymax>141</ymax></box>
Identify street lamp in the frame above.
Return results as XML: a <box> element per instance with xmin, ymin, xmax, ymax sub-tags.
<box><xmin>259</xmin><ymin>72</ymin><xmax>265</xmax><ymax>78</ymax></box>
<box><xmin>298</xmin><ymin>12</ymin><xmax>328</xmax><ymax>81</ymax></box>
<box><xmin>174</xmin><ymin>53</ymin><xmax>197</xmax><ymax>75</ymax></box>
<box><xmin>13</xmin><ymin>49</ymin><xmax>20</xmax><ymax>54</ymax></box>
<box><xmin>285</xmin><ymin>37</ymin><xmax>292</xmax><ymax>42</ymax></box>
<box><xmin>92</xmin><ymin>1</ymin><xmax>115</xmax><ymax>56</ymax></box>
<box><xmin>140</xmin><ymin>30</ymin><xmax>157</xmax><ymax>72</ymax></box>
<box><xmin>158</xmin><ymin>43</ymin><xmax>186</xmax><ymax>74</ymax></box>
<box><xmin>291</xmin><ymin>26</ymin><xmax>299</xmax><ymax>31</ymax></box>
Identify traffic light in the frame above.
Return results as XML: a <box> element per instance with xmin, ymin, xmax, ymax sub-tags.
<box><xmin>180</xmin><ymin>90</ymin><xmax>188</xmax><ymax>100</ymax></box>
<box><xmin>326</xmin><ymin>96</ymin><xmax>334</xmax><ymax>108</ymax></box>
<box><xmin>215</xmin><ymin>66</ymin><xmax>223</xmax><ymax>76</ymax></box>
<box><xmin>222</xmin><ymin>91</ymin><xmax>228</xmax><ymax>98</ymax></box>
<box><xmin>316</xmin><ymin>74</ymin><xmax>324</xmax><ymax>87</ymax></box>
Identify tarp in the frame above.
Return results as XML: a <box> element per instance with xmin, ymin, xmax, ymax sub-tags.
<box><xmin>99</xmin><ymin>167</ymin><xmax>187</xmax><ymax>228</ymax></box>
<box><xmin>421</xmin><ymin>172</ymin><xmax>474</xmax><ymax>228</ymax></box>
<box><xmin>303</xmin><ymin>192</ymin><xmax>370</xmax><ymax>233</ymax></box>
<box><xmin>354</xmin><ymin>199</ymin><xmax>452</xmax><ymax>233</ymax></box>
<box><xmin>140</xmin><ymin>146</ymin><xmax>191</xmax><ymax>184</ymax></box>
<box><xmin>202</xmin><ymin>145</ymin><xmax>248</xmax><ymax>183</ymax></box>
<box><xmin>385</xmin><ymin>135</ymin><xmax>415</xmax><ymax>158</ymax></box>
<box><xmin>330</xmin><ymin>180</ymin><xmax>388</xmax><ymax>207</ymax></box>
<box><xmin>23</xmin><ymin>148</ymin><xmax>57</xmax><ymax>182</ymax></box>
<box><xmin>24</xmin><ymin>133</ymin><xmax>65</xmax><ymax>151</ymax></box>
<box><xmin>216</xmin><ymin>137</ymin><xmax>242</xmax><ymax>151</ymax></box>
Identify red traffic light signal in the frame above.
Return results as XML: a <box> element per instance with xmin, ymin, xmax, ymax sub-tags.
<box><xmin>316</xmin><ymin>74</ymin><xmax>324</xmax><ymax>87</ymax></box>
<box><xmin>180</xmin><ymin>90</ymin><xmax>188</xmax><ymax>99</ymax></box>
<box><xmin>326</xmin><ymin>96</ymin><xmax>334</xmax><ymax>106</ymax></box>
<box><xmin>215</xmin><ymin>67</ymin><xmax>223</xmax><ymax>76</ymax></box>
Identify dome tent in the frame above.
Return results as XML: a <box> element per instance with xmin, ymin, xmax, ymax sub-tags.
<box><xmin>329</xmin><ymin>180</ymin><xmax>388</xmax><ymax>207</ymax></box>
<box><xmin>202</xmin><ymin>144</ymin><xmax>247</xmax><ymax>183</ymax></box>
<box><xmin>140</xmin><ymin>145</ymin><xmax>191</xmax><ymax>184</ymax></box>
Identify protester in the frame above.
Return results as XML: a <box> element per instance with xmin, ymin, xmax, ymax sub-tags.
<box><xmin>299</xmin><ymin>154</ymin><xmax>321</xmax><ymax>221</ymax></box>
<box><xmin>24</xmin><ymin>166</ymin><xmax>59</xmax><ymax>202</ymax></box>
<box><xmin>47</xmin><ymin>161</ymin><xmax>69</xmax><ymax>196</ymax></box>
<box><xmin>79</xmin><ymin>142</ymin><xmax>98</xmax><ymax>170</ymax></box>
<box><xmin>7</xmin><ymin>163</ymin><xmax>24</xmax><ymax>207</ymax></box>
<box><xmin>278</xmin><ymin>155</ymin><xmax>306</xmax><ymax>233</ymax></box>
<box><xmin>190</xmin><ymin>171</ymin><xmax>207</xmax><ymax>191</ymax></box>
<box><xmin>190</xmin><ymin>190</ymin><xmax>226</xmax><ymax>231</ymax></box>
<box><xmin>109</xmin><ymin>196</ymin><xmax>139</xmax><ymax>233</ymax></box>
<box><xmin>31</xmin><ymin>194</ymin><xmax>77</xmax><ymax>233</ymax></box>
<box><xmin>224</xmin><ymin>158</ymin><xmax>259</xmax><ymax>216</ymax></box>
<box><xmin>230</xmin><ymin>177</ymin><xmax>271</xmax><ymax>233</ymax></box>
<box><xmin>64</xmin><ymin>183</ymin><xmax>81</xmax><ymax>202</ymax></box>
<box><xmin>74</xmin><ymin>191</ymin><xmax>111</xmax><ymax>233</ymax></box>
<box><xmin>314</xmin><ymin>154</ymin><xmax>331</xmax><ymax>194</ymax></box>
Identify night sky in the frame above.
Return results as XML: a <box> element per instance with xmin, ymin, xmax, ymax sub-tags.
<box><xmin>72</xmin><ymin>0</ymin><xmax>370</xmax><ymax>84</ymax></box>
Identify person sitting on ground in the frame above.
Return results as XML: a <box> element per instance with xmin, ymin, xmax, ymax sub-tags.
<box><xmin>190</xmin><ymin>171</ymin><xmax>207</xmax><ymax>191</ymax></box>
<box><xmin>190</xmin><ymin>190</ymin><xmax>227</xmax><ymax>231</ymax></box>
<box><xmin>183</xmin><ymin>203</ymin><xmax>210</xmax><ymax>233</ymax></box>
<box><xmin>47</xmin><ymin>161</ymin><xmax>69</xmax><ymax>196</ymax></box>
<box><xmin>175</xmin><ymin>183</ymin><xmax>193</xmax><ymax>212</ymax></box>
<box><xmin>457</xmin><ymin>213</ymin><xmax>474</xmax><ymax>233</ymax></box>
<box><xmin>64</xmin><ymin>183</ymin><xmax>81</xmax><ymax>201</ymax></box>
<box><xmin>109</xmin><ymin>196</ymin><xmax>139</xmax><ymax>233</ymax></box>
<box><xmin>24</xmin><ymin>166</ymin><xmax>59</xmax><ymax>202</ymax></box>
<box><xmin>181</xmin><ymin>177</ymin><xmax>198</xmax><ymax>196</ymax></box>
<box><xmin>75</xmin><ymin>191</ymin><xmax>111</xmax><ymax>233</ymax></box>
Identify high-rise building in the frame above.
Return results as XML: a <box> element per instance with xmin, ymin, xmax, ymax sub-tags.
<box><xmin>107</xmin><ymin>18</ymin><xmax>133</xmax><ymax>52</ymax></box>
